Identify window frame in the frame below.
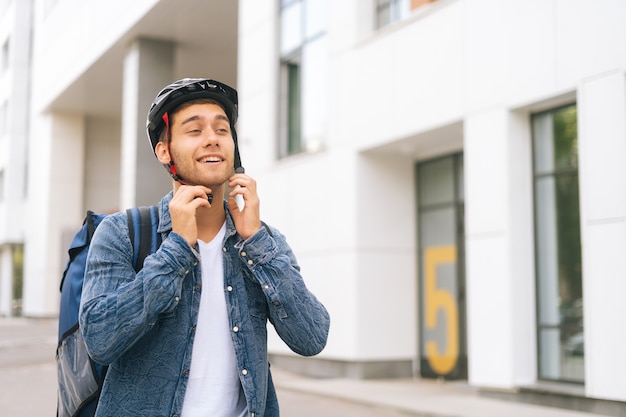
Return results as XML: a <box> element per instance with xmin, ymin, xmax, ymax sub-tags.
<box><xmin>531</xmin><ymin>103</ymin><xmax>584</xmax><ymax>384</ymax></box>
<box><xmin>278</xmin><ymin>0</ymin><xmax>327</xmax><ymax>159</ymax></box>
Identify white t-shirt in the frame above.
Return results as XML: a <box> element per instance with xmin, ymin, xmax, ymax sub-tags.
<box><xmin>181</xmin><ymin>222</ymin><xmax>248</xmax><ymax>417</ymax></box>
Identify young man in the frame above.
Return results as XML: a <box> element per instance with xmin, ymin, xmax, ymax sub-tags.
<box><xmin>79</xmin><ymin>78</ymin><xmax>330</xmax><ymax>417</ymax></box>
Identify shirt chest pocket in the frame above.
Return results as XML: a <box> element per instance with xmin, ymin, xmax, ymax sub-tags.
<box><xmin>243</xmin><ymin>274</ymin><xmax>269</xmax><ymax>320</ymax></box>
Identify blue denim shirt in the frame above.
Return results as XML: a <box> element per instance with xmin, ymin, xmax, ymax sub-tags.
<box><xmin>79</xmin><ymin>192</ymin><xmax>330</xmax><ymax>417</ymax></box>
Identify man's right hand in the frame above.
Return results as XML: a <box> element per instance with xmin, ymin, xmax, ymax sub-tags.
<box><xmin>169</xmin><ymin>185</ymin><xmax>212</xmax><ymax>246</ymax></box>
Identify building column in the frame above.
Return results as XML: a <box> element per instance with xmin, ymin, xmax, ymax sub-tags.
<box><xmin>464</xmin><ymin>108</ymin><xmax>536</xmax><ymax>389</ymax></box>
<box><xmin>120</xmin><ymin>38</ymin><xmax>175</xmax><ymax>209</ymax></box>
<box><xmin>22</xmin><ymin>113</ymin><xmax>85</xmax><ymax>317</ymax></box>
<box><xmin>578</xmin><ymin>71</ymin><xmax>626</xmax><ymax>402</ymax></box>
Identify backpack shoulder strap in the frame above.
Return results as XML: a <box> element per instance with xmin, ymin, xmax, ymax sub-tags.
<box><xmin>126</xmin><ymin>205</ymin><xmax>160</xmax><ymax>272</ymax></box>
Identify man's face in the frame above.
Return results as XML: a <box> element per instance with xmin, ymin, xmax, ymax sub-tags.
<box><xmin>160</xmin><ymin>102</ymin><xmax>235</xmax><ymax>187</ymax></box>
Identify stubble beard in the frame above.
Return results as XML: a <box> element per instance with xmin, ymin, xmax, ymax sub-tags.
<box><xmin>173</xmin><ymin>155</ymin><xmax>232</xmax><ymax>189</ymax></box>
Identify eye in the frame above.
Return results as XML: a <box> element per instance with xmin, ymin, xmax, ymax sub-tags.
<box><xmin>215</xmin><ymin>125</ymin><xmax>230</xmax><ymax>134</ymax></box>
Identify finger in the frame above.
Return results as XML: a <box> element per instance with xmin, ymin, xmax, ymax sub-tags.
<box><xmin>174</xmin><ymin>185</ymin><xmax>213</xmax><ymax>202</ymax></box>
<box><xmin>228</xmin><ymin>173</ymin><xmax>252</xmax><ymax>187</ymax></box>
<box><xmin>229</xmin><ymin>184</ymin><xmax>245</xmax><ymax>198</ymax></box>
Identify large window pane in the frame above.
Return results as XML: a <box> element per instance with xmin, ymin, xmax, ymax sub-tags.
<box><xmin>535</xmin><ymin>176</ymin><xmax>559</xmax><ymax>326</ymax></box>
<box><xmin>279</xmin><ymin>0</ymin><xmax>327</xmax><ymax>158</ymax></box>
<box><xmin>539</xmin><ymin>328</ymin><xmax>561</xmax><ymax>379</ymax></box>
<box><xmin>286</xmin><ymin>62</ymin><xmax>301</xmax><ymax>154</ymax></box>
<box><xmin>533</xmin><ymin>104</ymin><xmax>583</xmax><ymax>383</ymax></box>
<box><xmin>418</xmin><ymin>157</ymin><xmax>455</xmax><ymax>206</ymax></box>
<box><xmin>532</xmin><ymin>113</ymin><xmax>555</xmax><ymax>174</ymax></box>
<box><xmin>417</xmin><ymin>154</ymin><xmax>466</xmax><ymax>380</ymax></box>
<box><xmin>301</xmin><ymin>37</ymin><xmax>327</xmax><ymax>153</ymax></box>
<box><xmin>533</xmin><ymin>106</ymin><xmax>578</xmax><ymax>173</ymax></box>
<box><xmin>552</xmin><ymin>106</ymin><xmax>578</xmax><ymax>170</ymax></box>
<box><xmin>376</xmin><ymin>0</ymin><xmax>422</xmax><ymax>28</ymax></box>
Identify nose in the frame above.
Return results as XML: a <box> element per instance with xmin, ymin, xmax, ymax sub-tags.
<box><xmin>201</xmin><ymin>128</ymin><xmax>220</xmax><ymax>147</ymax></box>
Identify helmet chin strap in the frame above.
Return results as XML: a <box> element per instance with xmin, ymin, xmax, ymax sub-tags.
<box><xmin>167</xmin><ymin>160</ymin><xmax>185</xmax><ymax>183</ymax></box>
<box><xmin>161</xmin><ymin>112</ymin><xmax>190</xmax><ymax>184</ymax></box>
<box><xmin>166</xmin><ymin>160</ymin><xmax>213</xmax><ymax>204</ymax></box>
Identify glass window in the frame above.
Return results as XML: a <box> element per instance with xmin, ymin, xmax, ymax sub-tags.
<box><xmin>418</xmin><ymin>156</ymin><xmax>455</xmax><ymax>206</ymax></box>
<box><xmin>376</xmin><ymin>0</ymin><xmax>437</xmax><ymax>29</ymax></box>
<box><xmin>12</xmin><ymin>244</ymin><xmax>24</xmax><ymax>316</ymax></box>
<box><xmin>532</xmin><ymin>104</ymin><xmax>584</xmax><ymax>383</ymax></box>
<box><xmin>282</xmin><ymin>59</ymin><xmax>301</xmax><ymax>154</ymax></box>
<box><xmin>279</xmin><ymin>0</ymin><xmax>327</xmax><ymax>158</ymax></box>
<box><xmin>417</xmin><ymin>153</ymin><xmax>467</xmax><ymax>380</ymax></box>
<box><xmin>376</xmin><ymin>0</ymin><xmax>409</xmax><ymax>28</ymax></box>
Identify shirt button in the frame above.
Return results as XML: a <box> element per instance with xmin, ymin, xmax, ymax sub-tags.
<box><xmin>241</xmin><ymin>369</ymin><xmax>248</xmax><ymax>376</ymax></box>
<box><xmin>241</xmin><ymin>251</ymin><xmax>247</xmax><ymax>257</ymax></box>
<box><xmin>183</xmin><ymin>369</ymin><xmax>189</xmax><ymax>376</ymax></box>
<box><xmin>175</xmin><ymin>296</ymin><xmax>180</xmax><ymax>302</ymax></box>
<box><xmin>247</xmin><ymin>260</ymin><xmax>253</xmax><ymax>265</ymax></box>
<box><xmin>195</xmin><ymin>285</ymin><xmax>201</xmax><ymax>291</ymax></box>
<box><xmin>263</xmin><ymin>285</ymin><xmax>269</xmax><ymax>290</ymax></box>
<box><xmin>233</xmin><ymin>326</ymin><xmax>239</xmax><ymax>332</ymax></box>
<box><xmin>226</xmin><ymin>286</ymin><xmax>233</xmax><ymax>292</ymax></box>
<box><xmin>184</xmin><ymin>269</ymin><xmax>189</xmax><ymax>275</ymax></box>
<box><xmin>222</xmin><ymin>247</ymin><xmax>227</xmax><ymax>252</ymax></box>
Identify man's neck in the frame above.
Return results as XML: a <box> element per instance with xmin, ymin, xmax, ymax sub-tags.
<box><xmin>196</xmin><ymin>201</ymin><xmax>226</xmax><ymax>243</ymax></box>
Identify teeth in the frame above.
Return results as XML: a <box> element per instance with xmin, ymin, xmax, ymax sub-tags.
<box><xmin>201</xmin><ymin>156</ymin><xmax>221</xmax><ymax>163</ymax></box>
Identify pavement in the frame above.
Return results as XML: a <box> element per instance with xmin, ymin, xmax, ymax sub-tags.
<box><xmin>271</xmin><ymin>368</ymin><xmax>608</xmax><ymax>417</ymax></box>
<box><xmin>0</xmin><ymin>317</ymin><xmax>610</xmax><ymax>417</ymax></box>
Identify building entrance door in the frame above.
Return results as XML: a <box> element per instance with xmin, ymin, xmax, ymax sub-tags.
<box><xmin>416</xmin><ymin>153</ymin><xmax>466</xmax><ymax>379</ymax></box>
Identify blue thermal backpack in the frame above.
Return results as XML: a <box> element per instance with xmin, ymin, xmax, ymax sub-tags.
<box><xmin>56</xmin><ymin>206</ymin><xmax>160</xmax><ymax>417</ymax></box>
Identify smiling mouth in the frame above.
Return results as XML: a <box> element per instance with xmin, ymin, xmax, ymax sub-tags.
<box><xmin>199</xmin><ymin>156</ymin><xmax>223</xmax><ymax>164</ymax></box>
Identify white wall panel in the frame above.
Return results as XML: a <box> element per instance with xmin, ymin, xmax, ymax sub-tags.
<box><xmin>578</xmin><ymin>72</ymin><xmax>626</xmax><ymax>402</ymax></box>
<box><xmin>464</xmin><ymin>108</ymin><xmax>535</xmax><ymax>388</ymax></box>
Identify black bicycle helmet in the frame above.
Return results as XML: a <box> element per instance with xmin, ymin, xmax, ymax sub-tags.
<box><xmin>146</xmin><ymin>78</ymin><xmax>243</xmax><ymax>173</ymax></box>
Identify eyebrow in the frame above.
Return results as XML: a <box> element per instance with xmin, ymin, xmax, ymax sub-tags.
<box><xmin>180</xmin><ymin>114</ymin><xmax>229</xmax><ymax>126</ymax></box>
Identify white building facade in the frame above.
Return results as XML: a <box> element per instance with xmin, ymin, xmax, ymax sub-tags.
<box><xmin>1</xmin><ymin>0</ymin><xmax>625</xmax><ymax>414</ymax></box>
<box><xmin>237</xmin><ymin>0</ymin><xmax>626</xmax><ymax>412</ymax></box>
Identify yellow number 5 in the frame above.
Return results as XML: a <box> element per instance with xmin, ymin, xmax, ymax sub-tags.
<box><xmin>424</xmin><ymin>245</ymin><xmax>458</xmax><ymax>375</ymax></box>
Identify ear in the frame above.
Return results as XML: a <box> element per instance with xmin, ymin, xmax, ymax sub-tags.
<box><xmin>155</xmin><ymin>141</ymin><xmax>171</xmax><ymax>164</ymax></box>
